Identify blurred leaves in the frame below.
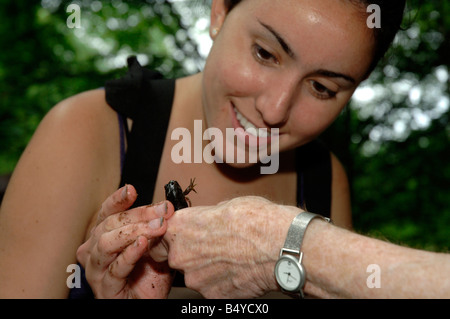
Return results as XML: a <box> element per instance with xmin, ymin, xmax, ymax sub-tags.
<box><xmin>0</xmin><ymin>0</ymin><xmax>203</xmax><ymax>173</ymax></box>
<box><xmin>322</xmin><ymin>0</ymin><xmax>449</xmax><ymax>251</ymax></box>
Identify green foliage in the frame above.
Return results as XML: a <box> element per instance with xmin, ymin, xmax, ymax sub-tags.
<box><xmin>0</xmin><ymin>0</ymin><xmax>448</xmax><ymax>251</ymax></box>
<box><xmin>0</xmin><ymin>0</ymin><xmax>201</xmax><ymax>174</ymax></box>
<box><xmin>322</xmin><ymin>0</ymin><xmax>449</xmax><ymax>251</ymax></box>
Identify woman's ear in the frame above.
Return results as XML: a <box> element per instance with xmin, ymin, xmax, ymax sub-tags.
<box><xmin>210</xmin><ymin>0</ymin><xmax>228</xmax><ymax>39</ymax></box>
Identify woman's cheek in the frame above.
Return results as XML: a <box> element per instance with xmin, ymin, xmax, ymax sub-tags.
<box><xmin>218</xmin><ymin>50</ymin><xmax>264</xmax><ymax>97</ymax></box>
<box><xmin>286</xmin><ymin>102</ymin><xmax>330</xmax><ymax>141</ymax></box>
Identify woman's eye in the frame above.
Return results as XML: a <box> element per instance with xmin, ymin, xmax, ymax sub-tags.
<box><xmin>310</xmin><ymin>81</ymin><xmax>337</xmax><ymax>99</ymax></box>
<box><xmin>253</xmin><ymin>45</ymin><xmax>278</xmax><ymax>65</ymax></box>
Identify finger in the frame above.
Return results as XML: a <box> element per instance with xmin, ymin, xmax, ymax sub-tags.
<box><xmin>101</xmin><ymin>200</ymin><xmax>175</xmax><ymax>233</ymax></box>
<box><xmin>103</xmin><ymin>235</ymin><xmax>149</xmax><ymax>296</ymax></box>
<box><xmin>93</xmin><ymin>217</ymin><xmax>167</xmax><ymax>269</ymax></box>
<box><xmin>148</xmin><ymin>237</ymin><xmax>170</xmax><ymax>262</ymax></box>
<box><xmin>152</xmin><ymin>209</ymin><xmax>188</xmax><ymax>263</ymax></box>
<box><xmin>97</xmin><ymin>184</ymin><xmax>138</xmax><ymax>225</ymax></box>
<box><xmin>76</xmin><ymin>238</ymin><xmax>91</xmax><ymax>269</ymax></box>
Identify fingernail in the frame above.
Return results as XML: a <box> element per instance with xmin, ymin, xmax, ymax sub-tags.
<box><xmin>149</xmin><ymin>217</ymin><xmax>164</xmax><ymax>229</ymax></box>
<box><xmin>121</xmin><ymin>184</ymin><xmax>129</xmax><ymax>201</ymax></box>
<box><xmin>154</xmin><ymin>201</ymin><xmax>168</xmax><ymax>217</ymax></box>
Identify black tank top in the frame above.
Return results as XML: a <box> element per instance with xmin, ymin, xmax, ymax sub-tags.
<box><xmin>68</xmin><ymin>56</ymin><xmax>331</xmax><ymax>298</ymax></box>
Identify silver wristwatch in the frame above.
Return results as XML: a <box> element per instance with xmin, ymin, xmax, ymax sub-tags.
<box><xmin>274</xmin><ymin>212</ymin><xmax>331</xmax><ymax>298</ymax></box>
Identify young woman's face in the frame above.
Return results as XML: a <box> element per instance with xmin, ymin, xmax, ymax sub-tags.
<box><xmin>202</xmin><ymin>0</ymin><xmax>374</xmax><ymax>167</ymax></box>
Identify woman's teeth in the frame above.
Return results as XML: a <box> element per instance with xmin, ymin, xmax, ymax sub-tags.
<box><xmin>234</xmin><ymin>107</ymin><xmax>269</xmax><ymax>138</ymax></box>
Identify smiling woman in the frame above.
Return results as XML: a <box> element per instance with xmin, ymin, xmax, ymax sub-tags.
<box><xmin>0</xmin><ymin>0</ymin><xmax>408</xmax><ymax>299</ymax></box>
<box><xmin>203</xmin><ymin>0</ymin><xmax>374</xmax><ymax>153</ymax></box>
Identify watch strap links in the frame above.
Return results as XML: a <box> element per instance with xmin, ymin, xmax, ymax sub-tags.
<box><xmin>283</xmin><ymin>212</ymin><xmax>330</xmax><ymax>253</ymax></box>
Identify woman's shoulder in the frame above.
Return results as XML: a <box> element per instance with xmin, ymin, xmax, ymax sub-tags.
<box><xmin>38</xmin><ymin>87</ymin><xmax>121</xmax><ymax>181</ymax></box>
<box><xmin>19</xmin><ymin>88</ymin><xmax>122</xmax><ymax>202</ymax></box>
<box><xmin>16</xmin><ymin>87</ymin><xmax>121</xmax><ymax>193</ymax></box>
<box><xmin>48</xmin><ymin>88</ymin><xmax>114</xmax><ymax>127</ymax></box>
<box><xmin>0</xmin><ymin>88</ymin><xmax>122</xmax><ymax>297</ymax></box>
<box><xmin>41</xmin><ymin>88</ymin><xmax>120</xmax><ymax>151</ymax></box>
<box><xmin>12</xmin><ymin>87</ymin><xmax>122</xmax><ymax>229</ymax></box>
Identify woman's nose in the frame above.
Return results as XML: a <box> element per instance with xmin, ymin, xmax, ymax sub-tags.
<box><xmin>255</xmin><ymin>76</ymin><xmax>298</xmax><ymax>127</ymax></box>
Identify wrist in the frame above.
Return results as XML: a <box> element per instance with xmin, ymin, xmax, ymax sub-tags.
<box><xmin>273</xmin><ymin>211</ymin><xmax>331</xmax><ymax>298</ymax></box>
<box><xmin>262</xmin><ymin>205</ymin><xmax>305</xmax><ymax>292</ymax></box>
<box><xmin>219</xmin><ymin>196</ymin><xmax>299</xmax><ymax>295</ymax></box>
<box><xmin>300</xmin><ymin>217</ymin><xmax>334</xmax><ymax>297</ymax></box>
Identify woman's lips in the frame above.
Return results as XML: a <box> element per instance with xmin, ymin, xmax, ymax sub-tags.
<box><xmin>234</xmin><ymin>107</ymin><xmax>269</xmax><ymax>138</ymax></box>
<box><xmin>229</xmin><ymin>103</ymin><xmax>276</xmax><ymax>148</ymax></box>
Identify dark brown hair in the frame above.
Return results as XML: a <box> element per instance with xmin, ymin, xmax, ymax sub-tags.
<box><xmin>223</xmin><ymin>0</ymin><xmax>406</xmax><ymax>75</ymax></box>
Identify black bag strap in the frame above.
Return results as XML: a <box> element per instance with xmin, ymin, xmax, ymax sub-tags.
<box><xmin>295</xmin><ymin>140</ymin><xmax>332</xmax><ymax>218</ymax></box>
<box><xmin>105</xmin><ymin>56</ymin><xmax>175</xmax><ymax>208</ymax></box>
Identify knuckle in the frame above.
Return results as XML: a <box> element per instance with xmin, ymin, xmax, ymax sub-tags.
<box><xmin>183</xmin><ymin>274</ymin><xmax>197</xmax><ymax>290</ymax></box>
<box><xmin>167</xmin><ymin>251</ymin><xmax>181</xmax><ymax>270</ymax></box>
<box><xmin>97</xmin><ymin>234</ymin><xmax>113</xmax><ymax>255</ymax></box>
<box><xmin>97</xmin><ymin>205</ymin><xmax>108</xmax><ymax>224</ymax></box>
<box><xmin>135</xmin><ymin>205</ymin><xmax>148</xmax><ymax>220</ymax></box>
<box><xmin>108</xmin><ymin>259</ymin><xmax>119</xmax><ymax>278</ymax></box>
<box><xmin>102</xmin><ymin>215</ymin><xmax>116</xmax><ymax>231</ymax></box>
<box><xmin>76</xmin><ymin>243</ymin><xmax>88</xmax><ymax>265</ymax></box>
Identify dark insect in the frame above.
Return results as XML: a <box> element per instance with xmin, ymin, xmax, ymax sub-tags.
<box><xmin>164</xmin><ymin>178</ymin><xmax>197</xmax><ymax>211</ymax></box>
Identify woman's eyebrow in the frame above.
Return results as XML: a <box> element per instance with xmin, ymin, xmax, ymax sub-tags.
<box><xmin>258</xmin><ymin>20</ymin><xmax>356</xmax><ymax>84</ymax></box>
<box><xmin>316</xmin><ymin>69</ymin><xmax>356</xmax><ymax>84</ymax></box>
<box><xmin>258</xmin><ymin>20</ymin><xmax>295</xmax><ymax>58</ymax></box>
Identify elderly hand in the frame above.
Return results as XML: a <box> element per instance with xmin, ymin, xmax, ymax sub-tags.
<box><xmin>76</xmin><ymin>185</ymin><xmax>175</xmax><ymax>298</ymax></box>
<box><xmin>152</xmin><ymin>196</ymin><xmax>300</xmax><ymax>298</ymax></box>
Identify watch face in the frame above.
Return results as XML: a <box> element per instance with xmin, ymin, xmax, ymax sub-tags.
<box><xmin>275</xmin><ymin>255</ymin><xmax>305</xmax><ymax>292</ymax></box>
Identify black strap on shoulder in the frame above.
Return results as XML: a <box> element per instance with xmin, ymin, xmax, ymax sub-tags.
<box><xmin>295</xmin><ymin>140</ymin><xmax>332</xmax><ymax>218</ymax></box>
<box><xmin>105</xmin><ymin>56</ymin><xmax>175</xmax><ymax>208</ymax></box>
<box><xmin>105</xmin><ymin>56</ymin><xmax>164</xmax><ymax>119</ymax></box>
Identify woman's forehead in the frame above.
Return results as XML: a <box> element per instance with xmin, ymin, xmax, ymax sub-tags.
<box><xmin>229</xmin><ymin>0</ymin><xmax>374</xmax><ymax>80</ymax></box>
<box><xmin>233</xmin><ymin>0</ymin><xmax>370</xmax><ymax>42</ymax></box>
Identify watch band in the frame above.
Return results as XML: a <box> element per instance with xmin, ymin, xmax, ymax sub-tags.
<box><xmin>282</xmin><ymin>212</ymin><xmax>331</xmax><ymax>255</ymax></box>
<box><xmin>277</xmin><ymin>212</ymin><xmax>331</xmax><ymax>298</ymax></box>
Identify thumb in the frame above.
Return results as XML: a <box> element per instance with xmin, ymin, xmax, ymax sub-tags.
<box><xmin>96</xmin><ymin>184</ymin><xmax>138</xmax><ymax>225</ymax></box>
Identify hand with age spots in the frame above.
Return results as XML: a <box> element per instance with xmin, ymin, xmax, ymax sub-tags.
<box><xmin>76</xmin><ymin>184</ymin><xmax>176</xmax><ymax>299</ymax></box>
<box><xmin>151</xmin><ymin>196</ymin><xmax>300</xmax><ymax>299</ymax></box>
